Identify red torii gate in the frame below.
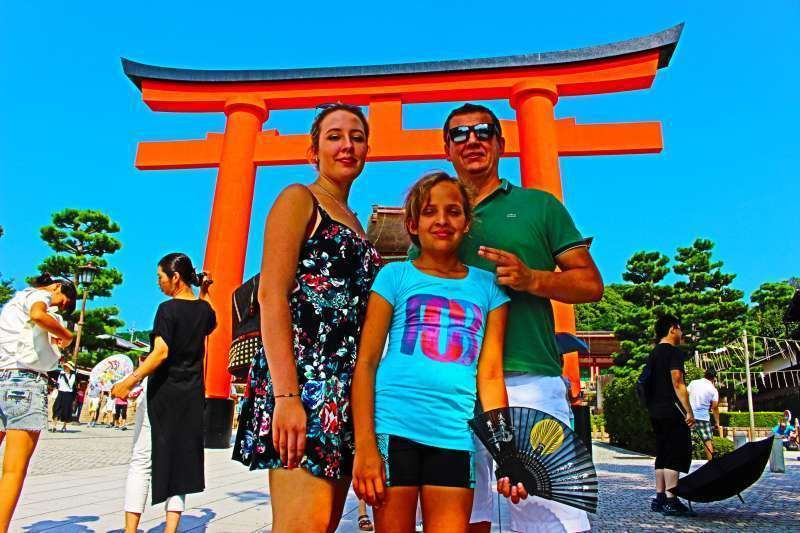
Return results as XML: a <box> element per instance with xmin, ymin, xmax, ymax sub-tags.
<box><xmin>123</xmin><ymin>24</ymin><xmax>682</xmax><ymax>444</ymax></box>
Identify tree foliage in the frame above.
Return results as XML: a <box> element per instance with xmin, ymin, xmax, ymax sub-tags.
<box><xmin>29</xmin><ymin>209</ymin><xmax>125</xmax><ymax>365</ymax></box>
<box><xmin>71</xmin><ymin>306</ymin><xmax>126</xmax><ymax>368</ymax></box>
<box><xmin>748</xmin><ymin>281</ymin><xmax>798</xmax><ymax>338</ymax></box>
<box><xmin>30</xmin><ymin>209</ymin><xmax>123</xmax><ymax>298</ymax></box>
<box><xmin>609</xmin><ymin>251</ymin><xmax>675</xmax><ymax>376</ymax></box>
<box><xmin>590</xmin><ymin>240</ymin><xmax>749</xmax><ymax>378</ymax></box>
<box><xmin>671</xmin><ymin>239</ymin><xmax>747</xmax><ymax>355</ymax></box>
<box><xmin>575</xmin><ymin>284</ymin><xmax>632</xmax><ymax>331</ymax></box>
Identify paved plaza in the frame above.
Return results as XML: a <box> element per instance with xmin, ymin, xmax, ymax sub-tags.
<box><xmin>2</xmin><ymin>425</ymin><xmax>798</xmax><ymax>532</ymax></box>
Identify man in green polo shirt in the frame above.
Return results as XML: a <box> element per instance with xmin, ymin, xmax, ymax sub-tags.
<box><xmin>412</xmin><ymin>103</ymin><xmax>603</xmax><ymax>533</ymax></box>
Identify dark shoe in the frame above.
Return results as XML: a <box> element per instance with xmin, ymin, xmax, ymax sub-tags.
<box><xmin>662</xmin><ymin>498</ymin><xmax>696</xmax><ymax>516</ymax></box>
<box><xmin>358</xmin><ymin>514</ymin><xmax>374</xmax><ymax>531</ymax></box>
<box><xmin>650</xmin><ymin>498</ymin><xmax>664</xmax><ymax>512</ymax></box>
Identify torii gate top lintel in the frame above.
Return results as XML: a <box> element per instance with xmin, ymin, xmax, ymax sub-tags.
<box><xmin>122</xmin><ymin>23</ymin><xmax>681</xmax><ymax>92</ymax></box>
<box><xmin>122</xmin><ymin>24</ymin><xmax>683</xmax><ymax>402</ymax></box>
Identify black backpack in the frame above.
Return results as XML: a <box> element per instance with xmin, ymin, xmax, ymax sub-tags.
<box><xmin>227</xmin><ymin>274</ymin><xmax>261</xmax><ymax>379</ymax></box>
<box><xmin>635</xmin><ymin>355</ymin><xmax>653</xmax><ymax>406</ymax></box>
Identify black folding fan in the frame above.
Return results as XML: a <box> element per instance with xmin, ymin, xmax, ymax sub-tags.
<box><xmin>469</xmin><ymin>407</ymin><xmax>598</xmax><ymax>513</ymax></box>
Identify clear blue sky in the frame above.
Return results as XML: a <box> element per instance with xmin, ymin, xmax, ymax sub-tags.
<box><xmin>1</xmin><ymin>1</ymin><xmax>797</xmax><ymax>331</ymax></box>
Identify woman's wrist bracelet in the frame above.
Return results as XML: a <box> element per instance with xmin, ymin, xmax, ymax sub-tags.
<box><xmin>274</xmin><ymin>392</ymin><xmax>300</xmax><ymax>399</ymax></box>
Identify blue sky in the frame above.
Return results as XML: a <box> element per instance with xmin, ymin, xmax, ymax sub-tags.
<box><xmin>1</xmin><ymin>1</ymin><xmax>797</xmax><ymax>331</ymax></box>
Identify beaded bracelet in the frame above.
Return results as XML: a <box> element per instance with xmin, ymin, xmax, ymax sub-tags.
<box><xmin>274</xmin><ymin>392</ymin><xmax>300</xmax><ymax>399</ymax></box>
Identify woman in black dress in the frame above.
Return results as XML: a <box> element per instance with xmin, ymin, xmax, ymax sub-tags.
<box><xmin>52</xmin><ymin>361</ymin><xmax>76</xmax><ymax>431</ymax></box>
<box><xmin>112</xmin><ymin>253</ymin><xmax>216</xmax><ymax>533</ymax></box>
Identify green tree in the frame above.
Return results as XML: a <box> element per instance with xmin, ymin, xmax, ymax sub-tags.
<box><xmin>575</xmin><ymin>283</ymin><xmax>631</xmax><ymax>331</ymax></box>
<box><xmin>0</xmin><ymin>226</ymin><xmax>14</xmax><ymax>305</ymax></box>
<box><xmin>30</xmin><ymin>209</ymin><xmax>123</xmax><ymax>297</ymax></box>
<box><xmin>30</xmin><ymin>209</ymin><xmax>125</xmax><ymax>365</ymax></box>
<box><xmin>70</xmin><ymin>307</ymin><xmax>126</xmax><ymax>367</ymax></box>
<box><xmin>748</xmin><ymin>281</ymin><xmax>798</xmax><ymax>338</ymax></box>
<box><xmin>670</xmin><ymin>239</ymin><xmax>747</xmax><ymax>355</ymax></box>
<box><xmin>612</xmin><ymin>251</ymin><xmax>675</xmax><ymax>376</ymax></box>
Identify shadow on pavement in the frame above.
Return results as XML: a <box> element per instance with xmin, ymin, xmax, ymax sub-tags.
<box><xmin>226</xmin><ymin>490</ymin><xmax>270</xmax><ymax>502</ymax></box>
<box><xmin>22</xmin><ymin>515</ymin><xmax>99</xmax><ymax>532</ymax></box>
<box><xmin>145</xmin><ymin>508</ymin><xmax>216</xmax><ymax>532</ymax></box>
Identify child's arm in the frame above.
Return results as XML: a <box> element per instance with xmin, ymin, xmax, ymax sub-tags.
<box><xmin>351</xmin><ymin>292</ymin><xmax>393</xmax><ymax>508</ymax></box>
<box><xmin>476</xmin><ymin>303</ymin><xmax>529</xmax><ymax>504</ymax></box>
<box><xmin>476</xmin><ymin>304</ymin><xmax>509</xmax><ymax>411</ymax></box>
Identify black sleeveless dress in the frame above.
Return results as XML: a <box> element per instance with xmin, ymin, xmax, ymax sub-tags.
<box><xmin>148</xmin><ymin>298</ymin><xmax>216</xmax><ymax>504</ymax></box>
<box><xmin>232</xmin><ymin>200</ymin><xmax>382</xmax><ymax>478</ymax></box>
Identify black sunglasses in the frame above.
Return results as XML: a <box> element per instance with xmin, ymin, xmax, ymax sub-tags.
<box><xmin>447</xmin><ymin>123</ymin><xmax>498</xmax><ymax>143</ymax></box>
<box><xmin>315</xmin><ymin>102</ymin><xmax>363</xmax><ymax>115</ymax></box>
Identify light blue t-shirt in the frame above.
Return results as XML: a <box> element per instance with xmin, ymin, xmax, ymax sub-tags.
<box><xmin>371</xmin><ymin>261</ymin><xmax>509</xmax><ymax>451</ymax></box>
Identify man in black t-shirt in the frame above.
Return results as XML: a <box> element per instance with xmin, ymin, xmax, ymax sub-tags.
<box><xmin>646</xmin><ymin>315</ymin><xmax>695</xmax><ymax>516</ymax></box>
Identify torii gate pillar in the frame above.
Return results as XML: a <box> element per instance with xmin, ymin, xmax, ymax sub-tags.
<box><xmin>511</xmin><ymin>80</ymin><xmax>581</xmax><ymax>398</ymax></box>
<box><xmin>203</xmin><ymin>98</ymin><xmax>268</xmax><ymax>435</ymax></box>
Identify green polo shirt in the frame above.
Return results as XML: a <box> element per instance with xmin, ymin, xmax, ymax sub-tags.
<box><xmin>409</xmin><ymin>179</ymin><xmax>585</xmax><ymax>376</ymax></box>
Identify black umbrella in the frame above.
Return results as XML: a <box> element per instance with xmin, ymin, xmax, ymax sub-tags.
<box><xmin>555</xmin><ymin>333</ymin><xmax>590</xmax><ymax>355</ymax></box>
<box><xmin>668</xmin><ymin>436</ymin><xmax>773</xmax><ymax>509</ymax></box>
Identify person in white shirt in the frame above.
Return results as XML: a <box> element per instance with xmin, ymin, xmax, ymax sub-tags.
<box><xmin>0</xmin><ymin>273</ymin><xmax>76</xmax><ymax>531</ymax></box>
<box><xmin>53</xmin><ymin>362</ymin><xmax>77</xmax><ymax>432</ymax></box>
<box><xmin>688</xmin><ymin>368</ymin><xmax>720</xmax><ymax>460</ymax></box>
<box><xmin>101</xmin><ymin>391</ymin><xmax>116</xmax><ymax>426</ymax></box>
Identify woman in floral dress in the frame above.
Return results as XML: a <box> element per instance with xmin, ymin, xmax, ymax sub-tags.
<box><xmin>233</xmin><ymin>103</ymin><xmax>381</xmax><ymax>532</ymax></box>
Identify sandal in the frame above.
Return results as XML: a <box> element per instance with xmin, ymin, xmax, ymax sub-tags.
<box><xmin>358</xmin><ymin>514</ymin><xmax>374</xmax><ymax>531</ymax></box>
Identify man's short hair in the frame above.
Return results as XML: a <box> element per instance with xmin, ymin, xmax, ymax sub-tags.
<box><xmin>442</xmin><ymin>103</ymin><xmax>503</xmax><ymax>142</ymax></box>
<box><xmin>654</xmin><ymin>314</ymin><xmax>681</xmax><ymax>340</ymax></box>
<box><xmin>704</xmin><ymin>368</ymin><xmax>717</xmax><ymax>380</ymax></box>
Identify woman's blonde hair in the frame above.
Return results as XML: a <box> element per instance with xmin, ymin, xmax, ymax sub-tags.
<box><xmin>403</xmin><ymin>171</ymin><xmax>473</xmax><ymax>247</ymax></box>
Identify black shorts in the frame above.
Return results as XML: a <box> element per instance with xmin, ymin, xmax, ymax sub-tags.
<box><xmin>114</xmin><ymin>404</ymin><xmax>128</xmax><ymax>419</ymax></box>
<box><xmin>377</xmin><ymin>434</ymin><xmax>474</xmax><ymax>488</ymax></box>
<box><xmin>650</xmin><ymin>416</ymin><xmax>691</xmax><ymax>473</ymax></box>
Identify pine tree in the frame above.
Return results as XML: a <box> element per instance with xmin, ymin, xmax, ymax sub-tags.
<box><xmin>31</xmin><ymin>209</ymin><xmax>125</xmax><ymax>366</ymax></box>
<box><xmin>670</xmin><ymin>239</ymin><xmax>747</xmax><ymax>355</ymax></box>
<box><xmin>748</xmin><ymin>281</ymin><xmax>798</xmax><ymax>338</ymax></box>
<box><xmin>575</xmin><ymin>284</ymin><xmax>632</xmax><ymax>331</ymax></box>
<box><xmin>30</xmin><ymin>209</ymin><xmax>123</xmax><ymax>297</ymax></box>
<box><xmin>612</xmin><ymin>251</ymin><xmax>675</xmax><ymax>376</ymax></box>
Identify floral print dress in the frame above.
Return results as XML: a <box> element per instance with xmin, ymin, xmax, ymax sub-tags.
<box><xmin>232</xmin><ymin>200</ymin><xmax>382</xmax><ymax>478</ymax></box>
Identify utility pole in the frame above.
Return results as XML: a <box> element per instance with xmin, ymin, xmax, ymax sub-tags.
<box><xmin>743</xmin><ymin>330</ymin><xmax>755</xmax><ymax>441</ymax></box>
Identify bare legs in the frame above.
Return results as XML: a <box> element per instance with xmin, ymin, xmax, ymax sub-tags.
<box><xmin>269</xmin><ymin>468</ymin><xmax>351</xmax><ymax>533</ymax></box>
<box><xmin>0</xmin><ymin>430</ymin><xmax>40</xmax><ymax>531</ymax></box>
<box><xmin>656</xmin><ymin>468</ymin><xmax>680</xmax><ymax>498</ymax></box>
<box><xmin>375</xmin><ymin>485</ymin><xmax>474</xmax><ymax>533</ymax></box>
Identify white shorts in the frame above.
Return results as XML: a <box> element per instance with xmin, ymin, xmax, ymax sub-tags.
<box><xmin>88</xmin><ymin>397</ymin><xmax>100</xmax><ymax>411</ymax></box>
<box><xmin>470</xmin><ymin>374</ymin><xmax>591</xmax><ymax>533</ymax></box>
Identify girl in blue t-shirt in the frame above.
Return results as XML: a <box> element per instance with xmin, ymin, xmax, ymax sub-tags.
<box><xmin>352</xmin><ymin>172</ymin><xmax>527</xmax><ymax>531</ymax></box>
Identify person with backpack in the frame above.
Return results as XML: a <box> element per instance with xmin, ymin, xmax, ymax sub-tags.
<box><xmin>642</xmin><ymin>315</ymin><xmax>695</xmax><ymax>516</ymax></box>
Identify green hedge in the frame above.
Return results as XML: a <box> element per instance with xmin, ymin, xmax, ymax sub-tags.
<box><xmin>591</xmin><ymin>414</ymin><xmax>605</xmax><ymax>432</ymax></box>
<box><xmin>604</xmin><ymin>373</ymin><xmax>656</xmax><ymax>454</ymax></box>
<box><xmin>692</xmin><ymin>435</ymin><xmax>734</xmax><ymax>459</ymax></box>
<box><xmin>720</xmin><ymin>411</ymin><xmax>784</xmax><ymax>428</ymax></box>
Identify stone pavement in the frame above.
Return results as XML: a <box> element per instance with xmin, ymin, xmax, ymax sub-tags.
<box><xmin>2</xmin><ymin>425</ymin><xmax>798</xmax><ymax>532</ymax></box>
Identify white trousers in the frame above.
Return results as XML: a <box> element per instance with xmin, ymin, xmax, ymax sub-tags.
<box><xmin>124</xmin><ymin>381</ymin><xmax>185</xmax><ymax>513</ymax></box>
<box><xmin>471</xmin><ymin>374</ymin><xmax>591</xmax><ymax>533</ymax></box>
